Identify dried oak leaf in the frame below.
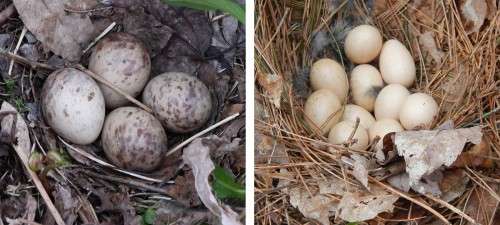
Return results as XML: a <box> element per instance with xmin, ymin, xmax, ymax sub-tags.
<box><xmin>13</xmin><ymin>0</ymin><xmax>97</xmax><ymax>61</ymax></box>
<box><xmin>182</xmin><ymin>136</ymin><xmax>242</xmax><ymax>225</ymax></box>
<box><xmin>395</xmin><ymin>125</ymin><xmax>482</xmax><ymax>186</ymax></box>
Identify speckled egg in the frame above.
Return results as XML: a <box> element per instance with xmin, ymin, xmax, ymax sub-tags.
<box><xmin>101</xmin><ymin>107</ymin><xmax>167</xmax><ymax>172</ymax></box>
<box><xmin>41</xmin><ymin>68</ymin><xmax>105</xmax><ymax>145</ymax></box>
<box><xmin>142</xmin><ymin>72</ymin><xmax>212</xmax><ymax>133</ymax></box>
<box><xmin>89</xmin><ymin>32</ymin><xmax>151</xmax><ymax>109</ymax></box>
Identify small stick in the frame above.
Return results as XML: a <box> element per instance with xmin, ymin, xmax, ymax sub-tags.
<box><xmin>8</xmin><ymin>27</ymin><xmax>27</xmax><ymax>76</ymax></box>
<box><xmin>0</xmin><ymin>49</ymin><xmax>56</xmax><ymax>70</ymax></box>
<box><xmin>58</xmin><ymin>136</ymin><xmax>163</xmax><ymax>183</ymax></box>
<box><xmin>5</xmin><ymin>218</ymin><xmax>43</xmax><ymax>225</ymax></box>
<box><xmin>80</xmin><ymin>170</ymin><xmax>172</xmax><ymax>196</ymax></box>
<box><xmin>370</xmin><ymin>177</ymin><xmax>451</xmax><ymax>225</ymax></box>
<box><xmin>0</xmin><ymin>4</ymin><xmax>15</xmax><ymax>26</ymax></box>
<box><xmin>83</xmin><ymin>22</ymin><xmax>116</xmax><ymax>54</ymax></box>
<box><xmin>75</xmin><ymin>64</ymin><xmax>153</xmax><ymax>113</ymax></box>
<box><xmin>165</xmin><ymin>113</ymin><xmax>240</xmax><ymax>157</ymax></box>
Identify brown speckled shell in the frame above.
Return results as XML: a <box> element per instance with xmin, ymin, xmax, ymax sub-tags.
<box><xmin>142</xmin><ymin>72</ymin><xmax>212</xmax><ymax>133</ymax></box>
<box><xmin>89</xmin><ymin>32</ymin><xmax>151</xmax><ymax>109</ymax></box>
<box><xmin>102</xmin><ymin>107</ymin><xmax>167</xmax><ymax>172</ymax></box>
<box><xmin>41</xmin><ymin>68</ymin><xmax>105</xmax><ymax>145</ymax></box>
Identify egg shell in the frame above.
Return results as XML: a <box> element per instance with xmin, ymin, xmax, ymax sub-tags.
<box><xmin>102</xmin><ymin>107</ymin><xmax>167</xmax><ymax>172</ymax></box>
<box><xmin>142</xmin><ymin>72</ymin><xmax>212</xmax><ymax>133</ymax></box>
<box><xmin>344</xmin><ymin>24</ymin><xmax>383</xmax><ymax>64</ymax></box>
<box><xmin>374</xmin><ymin>84</ymin><xmax>410</xmax><ymax>120</ymax></box>
<box><xmin>89</xmin><ymin>32</ymin><xmax>151</xmax><ymax>109</ymax></box>
<box><xmin>304</xmin><ymin>89</ymin><xmax>343</xmax><ymax>135</ymax></box>
<box><xmin>350</xmin><ymin>64</ymin><xmax>384</xmax><ymax>112</ymax></box>
<box><xmin>399</xmin><ymin>93</ymin><xmax>439</xmax><ymax>130</ymax></box>
<box><xmin>41</xmin><ymin>68</ymin><xmax>105</xmax><ymax>145</ymax></box>
<box><xmin>369</xmin><ymin>119</ymin><xmax>404</xmax><ymax>150</ymax></box>
<box><xmin>379</xmin><ymin>39</ymin><xmax>416</xmax><ymax>87</ymax></box>
<box><xmin>341</xmin><ymin>104</ymin><xmax>376</xmax><ymax>129</ymax></box>
<box><xmin>328</xmin><ymin>120</ymin><xmax>369</xmax><ymax>151</ymax></box>
<box><xmin>309</xmin><ymin>58</ymin><xmax>349</xmax><ymax>102</ymax></box>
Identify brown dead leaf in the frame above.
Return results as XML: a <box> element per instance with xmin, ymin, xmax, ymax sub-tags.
<box><xmin>255</xmin><ymin>132</ymin><xmax>288</xmax><ymax>164</ymax></box>
<box><xmin>257</xmin><ymin>73</ymin><xmax>283</xmax><ymax>108</ymax></box>
<box><xmin>439</xmin><ymin>169</ymin><xmax>469</xmax><ymax>202</ymax></box>
<box><xmin>460</xmin><ymin>0</ymin><xmax>488</xmax><ymax>33</ymax></box>
<box><xmin>165</xmin><ymin>170</ymin><xmax>201</xmax><ymax>207</ymax></box>
<box><xmin>395</xmin><ymin>125</ymin><xmax>482</xmax><ymax>186</ymax></box>
<box><xmin>93</xmin><ymin>187</ymin><xmax>141</xmax><ymax>225</ymax></box>
<box><xmin>13</xmin><ymin>0</ymin><xmax>97</xmax><ymax>61</ymax></box>
<box><xmin>452</xmin><ymin>136</ymin><xmax>494</xmax><ymax>168</ymax></box>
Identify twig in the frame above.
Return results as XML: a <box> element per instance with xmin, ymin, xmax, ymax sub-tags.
<box><xmin>165</xmin><ymin>113</ymin><xmax>240</xmax><ymax>157</ymax></box>
<box><xmin>0</xmin><ymin>49</ymin><xmax>56</xmax><ymax>70</ymax></box>
<box><xmin>75</xmin><ymin>64</ymin><xmax>153</xmax><ymax>113</ymax></box>
<box><xmin>9</xmin><ymin>27</ymin><xmax>27</xmax><ymax>76</ymax></box>
<box><xmin>370</xmin><ymin>177</ymin><xmax>451</xmax><ymax>225</ymax></box>
<box><xmin>83</xmin><ymin>22</ymin><xmax>116</xmax><ymax>54</ymax></box>
<box><xmin>0</xmin><ymin>4</ymin><xmax>15</xmax><ymax>26</ymax></box>
<box><xmin>80</xmin><ymin>169</ymin><xmax>172</xmax><ymax>196</ymax></box>
<box><xmin>57</xmin><ymin>136</ymin><xmax>163</xmax><ymax>183</ymax></box>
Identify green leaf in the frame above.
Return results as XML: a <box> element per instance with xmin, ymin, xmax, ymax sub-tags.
<box><xmin>347</xmin><ymin>222</ymin><xmax>358</xmax><ymax>225</ymax></box>
<box><xmin>162</xmin><ymin>0</ymin><xmax>245</xmax><ymax>24</ymax></box>
<box><xmin>141</xmin><ymin>208</ymin><xmax>156</xmax><ymax>225</ymax></box>
<box><xmin>211</xmin><ymin>165</ymin><xmax>245</xmax><ymax>202</ymax></box>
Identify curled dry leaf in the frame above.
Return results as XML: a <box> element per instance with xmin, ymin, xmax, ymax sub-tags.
<box><xmin>182</xmin><ymin>136</ymin><xmax>242</xmax><ymax>225</ymax></box>
<box><xmin>13</xmin><ymin>0</ymin><xmax>97</xmax><ymax>61</ymax></box>
<box><xmin>255</xmin><ymin>132</ymin><xmax>289</xmax><ymax>164</ymax></box>
<box><xmin>257</xmin><ymin>73</ymin><xmax>283</xmax><ymax>108</ymax></box>
<box><xmin>341</xmin><ymin>154</ymin><xmax>370</xmax><ymax>190</ymax></box>
<box><xmin>336</xmin><ymin>187</ymin><xmax>399</xmax><ymax>222</ymax></box>
<box><xmin>395</xmin><ymin>125</ymin><xmax>482</xmax><ymax>186</ymax></box>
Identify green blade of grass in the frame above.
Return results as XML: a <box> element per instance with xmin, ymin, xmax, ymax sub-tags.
<box><xmin>162</xmin><ymin>0</ymin><xmax>245</xmax><ymax>24</ymax></box>
<box><xmin>212</xmin><ymin>165</ymin><xmax>245</xmax><ymax>202</ymax></box>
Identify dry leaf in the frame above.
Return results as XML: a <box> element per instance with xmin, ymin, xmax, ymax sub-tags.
<box><xmin>387</xmin><ymin>173</ymin><xmax>410</xmax><ymax>192</ymax></box>
<box><xmin>289</xmin><ymin>187</ymin><xmax>337</xmax><ymax>225</ymax></box>
<box><xmin>255</xmin><ymin>132</ymin><xmax>288</xmax><ymax>164</ymax></box>
<box><xmin>452</xmin><ymin>137</ymin><xmax>494</xmax><ymax>168</ymax></box>
<box><xmin>256</xmin><ymin>73</ymin><xmax>283</xmax><ymax>108</ymax></box>
<box><xmin>0</xmin><ymin>102</ymin><xmax>30</xmax><ymax>162</ymax></box>
<box><xmin>182</xmin><ymin>136</ymin><xmax>242</xmax><ymax>225</ymax></box>
<box><xmin>13</xmin><ymin>0</ymin><xmax>97</xmax><ymax>61</ymax></box>
<box><xmin>336</xmin><ymin>187</ymin><xmax>399</xmax><ymax>222</ymax></box>
<box><xmin>318</xmin><ymin>178</ymin><xmax>351</xmax><ymax>195</ymax></box>
<box><xmin>439</xmin><ymin>169</ymin><xmax>469</xmax><ymax>202</ymax></box>
<box><xmin>395</xmin><ymin>125</ymin><xmax>482</xmax><ymax>186</ymax></box>
<box><xmin>411</xmin><ymin>170</ymin><xmax>443</xmax><ymax>196</ymax></box>
<box><xmin>53</xmin><ymin>184</ymin><xmax>79</xmax><ymax>225</ymax></box>
<box><xmin>341</xmin><ymin>154</ymin><xmax>370</xmax><ymax>190</ymax></box>
<box><xmin>419</xmin><ymin>32</ymin><xmax>445</xmax><ymax>64</ymax></box>
<box><xmin>460</xmin><ymin>0</ymin><xmax>487</xmax><ymax>33</ymax></box>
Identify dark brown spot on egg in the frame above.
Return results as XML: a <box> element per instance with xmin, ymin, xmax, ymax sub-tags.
<box><xmin>88</xmin><ymin>92</ymin><xmax>95</xmax><ymax>101</ymax></box>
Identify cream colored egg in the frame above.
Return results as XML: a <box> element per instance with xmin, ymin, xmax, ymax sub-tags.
<box><xmin>350</xmin><ymin>64</ymin><xmax>384</xmax><ymax>111</ymax></box>
<box><xmin>304</xmin><ymin>89</ymin><xmax>343</xmax><ymax>135</ymax></box>
<box><xmin>341</xmin><ymin>104</ymin><xmax>375</xmax><ymax>129</ymax></box>
<box><xmin>374</xmin><ymin>84</ymin><xmax>410</xmax><ymax>120</ymax></box>
<box><xmin>309</xmin><ymin>58</ymin><xmax>349</xmax><ymax>102</ymax></box>
<box><xmin>379</xmin><ymin>39</ymin><xmax>416</xmax><ymax>87</ymax></box>
<box><xmin>328</xmin><ymin>120</ymin><xmax>369</xmax><ymax>151</ymax></box>
<box><xmin>369</xmin><ymin>119</ymin><xmax>404</xmax><ymax>150</ymax></box>
<box><xmin>399</xmin><ymin>93</ymin><xmax>439</xmax><ymax>130</ymax></box>
<box><xmin>344</xmin><ymin>24</ymin><xmax>383</xmax><ymax>64</ymax></box>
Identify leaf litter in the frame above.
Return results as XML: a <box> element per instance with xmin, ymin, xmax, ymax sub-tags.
<box><xmin>0</xmin><ymin>0</ymin><xmax>245</xmax><ymax>224</ymax></box>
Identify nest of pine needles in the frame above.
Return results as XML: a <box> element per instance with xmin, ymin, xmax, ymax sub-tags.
<box><xmin>255</xmin><ymin>0</ymin><xmax>499</xmax><ymax>224</ymax></box>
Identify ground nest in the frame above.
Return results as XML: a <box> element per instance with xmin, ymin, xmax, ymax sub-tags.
<box><xmin>255</xmin><ymin>0</ymin><xmax>499</xmax><ymax>224</ymax></box>
<box><xmin>0</xmin><ymin>0</ymin><xmax>246</xmax><ymax>225</ymax></box>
